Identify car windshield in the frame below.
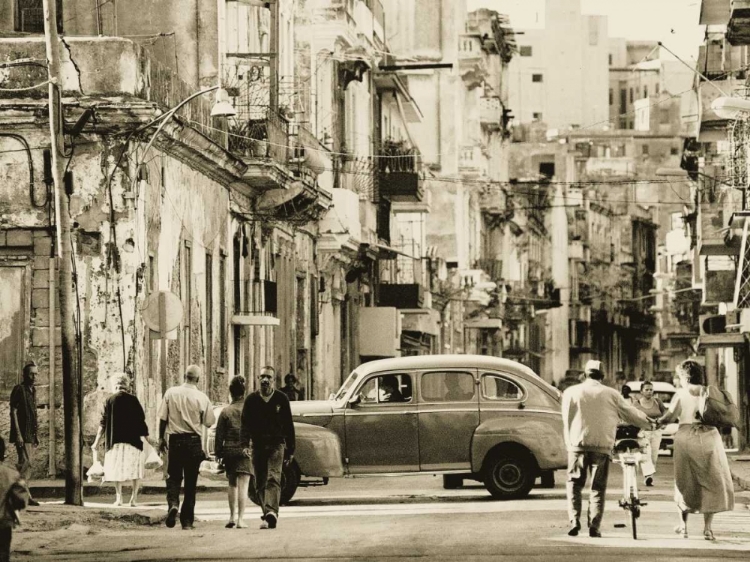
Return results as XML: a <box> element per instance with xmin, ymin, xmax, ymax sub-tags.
<box><xmin>333</xmin><ymin>370</ymin><xmax>361</xmax><ymax>401</ymax></box>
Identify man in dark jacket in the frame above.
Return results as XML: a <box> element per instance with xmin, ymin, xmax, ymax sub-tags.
<box><xmin>241</xmin><ymin>366</ymin><xmax>295</xmax><ymax>530</ymax></box>
<box><xmin>9</xmin><ymin>362</ymin><xmax>39</xmax><ymax>506</ymax></box>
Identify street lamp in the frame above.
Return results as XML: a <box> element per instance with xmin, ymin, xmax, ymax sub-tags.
<box><xmin>711</xmin><ymin>97</ymin><xmax>750</xmax><ymax>120</ymax></box>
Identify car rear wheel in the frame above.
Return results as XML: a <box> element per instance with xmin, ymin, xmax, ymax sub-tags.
<box><xmin>248</xmin><ymin>460</ymin><xmax>301</xmax><ymax>506</ymax></box>
<box><xmin>442</xmin><ymin>474</ymin><xmax>463</xmax><ymax>489</ymax></box>
<box><xmin>482</xmin><ymin>451</ymin><xmax>536</xmax><ymax>500</ymax></box>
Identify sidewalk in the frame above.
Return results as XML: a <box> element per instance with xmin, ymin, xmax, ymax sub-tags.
<box><xmin>730</xmin><ymin>454</ymin><xmax>750</xmax><ymax>492</ymax></box>
<box><xmin>30</xmin><ymin>475</ymin><xmax>227</xmax><ymax>498</ymax></box>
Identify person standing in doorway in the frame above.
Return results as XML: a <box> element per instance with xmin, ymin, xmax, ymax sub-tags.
<box><xmin>9</xmin><ymin>362</ymin><xmax>39</xmax><ymax>506</ymax></box>
<box><xmin>281</xmin><ymin>374</ymin><xmax>302</xmax><ymax>402</ymax></box>
<box><xmin>158</xmin><ymin>365</ymin><xmax>216</xmax><ymax>530</ymax></box>
<box><xmin>562</xmin><ymin>360</ymin><xmax>653</xmax><ymax>538</ymax></box>
<box><xmin>240</xmin><ymin>366</ymin><xmax>295</xmax><ymax>530</ymax></box>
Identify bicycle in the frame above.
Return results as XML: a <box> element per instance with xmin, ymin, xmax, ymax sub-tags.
<box><xmin>612</xmin><ymin>437</ymin><xmax>647</xmax><ymax>539</ymax></box>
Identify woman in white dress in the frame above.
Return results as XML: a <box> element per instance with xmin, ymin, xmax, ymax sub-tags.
<box><xmin>656</xmin><ymin>360</ymin><xmax>734</xmax><ymax>540</ymax></box>
<box><xmin>91</xmin><ymin>374</ymin><xmax>149</xmax><ymax>506</ymax></box>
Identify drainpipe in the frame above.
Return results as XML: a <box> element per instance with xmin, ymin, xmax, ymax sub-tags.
<box><xmin>48</xmin><ymin>251</ymin><xmax>56</xmax><ymax>477</ymax></box>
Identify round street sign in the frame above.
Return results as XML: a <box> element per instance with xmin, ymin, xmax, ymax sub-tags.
<box><xmin>142</xmin><ymin>291</ymin><xmax>183</xmax><ymax>334</ymax></box>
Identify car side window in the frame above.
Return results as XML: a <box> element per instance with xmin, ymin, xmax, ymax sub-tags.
<box><xmin>481</xmin><ymin>373</ymin><xmax>524</xmax><ymax>401</ymax></box>
<box><xmin>421</xmin><ymin>371</ymin><xmax>475</xmax><ymax>402</ymax></box>
<box><xmin>358</xmin><ymin>373</ymin><xmax>412</xmax><ymax>404</ymax></box>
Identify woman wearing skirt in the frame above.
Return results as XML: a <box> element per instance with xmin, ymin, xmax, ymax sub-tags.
<box><xmin>656</xmin><ymin>360</ymin><xmax>734</xmax><ymax>540</ymax></box>
<box><xmin>92</xmin><ymin>374</ymin><xmax>150</xmax><ymax>506</ymax></box>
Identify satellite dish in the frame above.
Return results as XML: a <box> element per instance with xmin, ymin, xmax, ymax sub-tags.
<box><xmin>142</xmin><ymin>291</ymin><xmax>183</xmax><ymax>334</ymax></box>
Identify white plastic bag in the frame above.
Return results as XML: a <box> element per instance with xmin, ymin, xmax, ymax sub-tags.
<box><xmin>144</xmin><ymin>442</ymin><xmax>163</xmax><ymax>470</ymax></box>
<box><xmin>87</xmin><ymin>450</ymin><xmax>105</xmax><ymax>482</ymax></box>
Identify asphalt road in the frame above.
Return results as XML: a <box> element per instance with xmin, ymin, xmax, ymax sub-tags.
<box><xmin>14</xmin><ymin>456</ymin><xmax>750</xmax><ymax>561</ymax></box>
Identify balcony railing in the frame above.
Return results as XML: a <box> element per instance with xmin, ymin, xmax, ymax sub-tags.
<box><xmin>227</xmin><ymin>108</ymin><xmax>290</xmax><ymax>168</ymax></box>
<box><xmin>475</xmin><ymin>258</ymin><xmax>503</xmax><ymax>281</ymax></box>
<box><xmin>377</xmin><ymin>140</ymin><xmax>423</xmax><ymax>202</ymax></box>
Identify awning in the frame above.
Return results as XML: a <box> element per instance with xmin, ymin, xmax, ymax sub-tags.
<box><xmin>464</xmin><ymin>318</ymin><xmax>503</xmax><ymax>329</ymax></box>
<box><xmin>373</xmin><ymin>242</ymin><xmax>417</xmax><ymax>260</ymax></box>
<box><xmin>698</xmin><ymin>332</ymin><xmax>745</xmax><ymax>349</ymax></box>
<box><xmin>400</xmin><ymin>308</ymin><xmax>440</xmax><ymax>336</ymax></box>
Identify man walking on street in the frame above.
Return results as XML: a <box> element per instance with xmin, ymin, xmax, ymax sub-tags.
<box><xmin>241</xmin><ymin>366</ymin><xmax>295</xmax><ymax>530</ymax></box>
<box><xmin>562</xmin><ymin>360</ymin><xmax>653</xmax><ymax>538</ymax></box>
<box><xmin>10</xmin><ymin>362</ymin><xmax>39</xmax><ymax>506</ymax></box>
<box><xmin>158</xmin><ymin>365</ymin><xmax>216</xmax><ymax>530</ymax></box>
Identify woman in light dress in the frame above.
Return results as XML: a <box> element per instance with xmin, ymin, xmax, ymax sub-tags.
<box><xmin>656</xmin><ymin>360</ymin><xmax>734</xmax><ymax>540</ymax></box>
<box><xmin>91</xmin><ymin>374</ymin><xmax>150</xmax><ymax>506</ymax></box>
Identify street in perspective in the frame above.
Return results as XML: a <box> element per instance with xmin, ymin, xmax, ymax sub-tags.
<box><xmin>3</xmin><ymin>0</ymin><xmax>750</xmax><ymax>560</ymax></box>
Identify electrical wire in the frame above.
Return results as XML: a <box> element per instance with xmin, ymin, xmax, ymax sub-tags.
<box><xmin>0</xmin><ymin>80</ymin><xmax>50</xmax><ymax>91</ymax></box>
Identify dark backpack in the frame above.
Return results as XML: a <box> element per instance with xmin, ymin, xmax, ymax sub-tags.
<box><xmin>698</xmin><ymin>386</ymin><xmax>740</xmax><ymax>429</ymax></box>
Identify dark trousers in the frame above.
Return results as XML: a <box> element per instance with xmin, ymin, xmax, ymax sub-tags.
<box><xmin>252</xmin><ymin>442</ymin><xmax>285</xmax><ymax>518</ymax></box>
<box><xmin>15</xmin><ymin>444</ymin><xmax>33</xmax><ymax>481</ymax></box>
<box><xmin>566</xmin><ymin>451</ymin><xmax>610</xmax><ymax>531</ymax></box>
<box><xmin>166</xmin><ymin>434</ymin><xmax>204</xmax><ymax>527</ymax></box>
<box><xmin>0</xmin><ymin>527</ymin><xmax>11</xmax><ymax>562</ymax></box>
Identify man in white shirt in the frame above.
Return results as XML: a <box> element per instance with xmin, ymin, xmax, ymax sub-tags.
<box><xmin>562</xmin><ymin>360</ymin><xmax>653</xmax><ymax>538</ymax></box>
<box><xmin>158</xmin><ymin>365</ymin><xmax>216</xmax><ymax>530</ymax></box>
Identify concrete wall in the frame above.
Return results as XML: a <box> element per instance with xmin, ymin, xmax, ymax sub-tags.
<box><xmin>507</xmin><ymin>0</ymin><xmax>609</xmax><ymax>130</ymax></box>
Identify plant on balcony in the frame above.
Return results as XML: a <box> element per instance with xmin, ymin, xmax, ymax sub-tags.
<box><xmin>379</xmin><ymin>138</ymin><xmax>418</xmax><ymax>173</ymax></box>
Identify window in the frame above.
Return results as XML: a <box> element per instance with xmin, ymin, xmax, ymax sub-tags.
<box><xmin>148</xmin><ymin>254</ymin><xmax>156</xmax><ymax>293</ymax></box>
<box><xmin>15</xmin><ymin>0</ymin><xmax>62</xmax><ymax>33</ymax></box>
<box><xmin>641</xmin><ymin>144</ymin><xmax>649</xmax><ymax>156</ymax></box>
<box><xmin>608</xmin><ymin>53</ymin><xmax>613</xmax><ymax>66</ymax></box>
<box><xmin>359</xmin><ymin>373</ymin><xmax>413</xmax><ymax>404</ymax></box>
<box><xmin>656</xmin><ymin>83</ymin><xmax>660</xmax><ymax>95</ymax></box>
<box><xmin>629</xmin><ymin>88</ymin><xmax>634</xmax><ymax>103</ymax></box>
<box><xmin>183</xmin><ymin>241</ymin><xmax>192</xmax><ymax>369</ymax></box>
<box><xmin>421</xmin><ymin>371</ymin><xmax>475</xmax><ymax>402</ymax></box>
<box><xmin>609</xmin><ymin>88</ymin><xmax>613</xmax><ymax>106</ymax></box>
<box><xmin>533</xmin><ymin>112</ymin><xmax>542</xmax><ymax>120</ymax></box>
<box><xmin>643</xmin><ymin>86</ymin><xmax>648</xmax><ymax>98</ymax></box>
<box><xmin>219</xmin><ymin>251</ymin><xmax>227</xmax><ymax>368</ymax></box>
<box><xmin>670</xmin><ymin>146</ymin><xmax>679</xmax><ymax>156</ymax></box>
<box><xmin>481</xmin><ymin>374</ymin><xmax>524</xmax><ymax>401</ymax></box>
<box><xmin>205</xmin><ymin>252</ymin><xmax>213</xmax><ymax>390</ymax></box>
<box><xmin>532</xmin><ymin>74</ymin><xmax>543</xmax><ymax>83</ymax></box>
<box><xmin>520</xmin><ymin>46</ymin><xmax>533</xmax><ymax>57</ymax></box>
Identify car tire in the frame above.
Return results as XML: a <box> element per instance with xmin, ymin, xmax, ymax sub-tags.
<box><xmin>482</xmin><ymin>451</ymin><xmax>536</xmax><ymax>500</ymax></box>
<box><xmin>248</xmin><ymin>460</ymin><xmax>301</xmax><ymax>506</ymax></box>
<box><xmin>442</xmin><ymin>474</ymin><xmax>463</xmax><ymax>489</ymax></box>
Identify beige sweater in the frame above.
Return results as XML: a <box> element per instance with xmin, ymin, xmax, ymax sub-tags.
<box><xmin>562</xmin><ymin>378</ymin><xmax>652</xmax><ymax>455</ymax></box>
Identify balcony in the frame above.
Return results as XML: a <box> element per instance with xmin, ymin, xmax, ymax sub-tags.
<box><xmin>378</xmin><ymin>283</ymin><xmax>425</xmax><ymax>309</ymax></box>
<box><xmin>584</xmin><ymin>157</ymin><xmax>636</xmax><ymax>178</ymax></box>
<box><xmin>728</xmin><ymin>1</ymin><xmax>750</xmax><ymax>45</ymax></box>
<box><xmin>231</xmin><ymin>280</ymin><xmax>280</xmax><ymax>327</ymax></box>
<box><xmin>475</xmin><ymin>258</ymin><xmax>503</xmax><ymax>281</ymax></box>
<box><xmin>377</xmin><ymin>140</ymin><xmax>423</xmax><ymax>202</ymax></box>
<box><xmin>480</xmin><ymin>96</ymin><xmax>503</xmax><ymax>131</ymax></box>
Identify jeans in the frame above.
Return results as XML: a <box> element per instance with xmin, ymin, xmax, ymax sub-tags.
<box><xmin>166</xmin><ymin>434</ymin><xmax>205</xmax><ymax>527</ymax></box>
<box><xmin>252</xmin><ymin>442</ymin><xmax>285</xmax><ymax>518</ymax></box>
<box><xmin>566</xmin><ymin>451</ymin><xmax>610</xmax><ymax>531</ymax></box>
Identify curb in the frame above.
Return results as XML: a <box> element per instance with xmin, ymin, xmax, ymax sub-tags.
<box><xmin>30</xmin><ymin>482</ymin><xmax>225</xmax><ymax>499</ymax></box>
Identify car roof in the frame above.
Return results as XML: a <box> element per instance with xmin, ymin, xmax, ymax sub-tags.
<box><xmin>353</xmin><ymin>355</ymin><xmax>550</xmax><ymax>390</ymax></box>
<box><xmin>625</xmin><ymin>381</ymin><xmax>676</xmax><ymax>393</ymax></box>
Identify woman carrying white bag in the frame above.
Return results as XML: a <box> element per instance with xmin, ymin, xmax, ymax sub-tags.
<box><xmin>91</xmin><ymin>374</ymin><xmax>151</xmax><ymax>506</ymax></box>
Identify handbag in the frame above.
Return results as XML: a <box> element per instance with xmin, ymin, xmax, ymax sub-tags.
<box><xmin>87</xmin><ymin>450</ymin><xmax>105</xmax><ymax>482</ymax></box>
<box><xmin>144</xmin><ymin>442</ymin><xmax>164</xmax><ymax>470</ymax></box>
<box><xmin>698</xmin><ymin>385</ymin><xmax>739</xmax><ymax>429</ymax></box>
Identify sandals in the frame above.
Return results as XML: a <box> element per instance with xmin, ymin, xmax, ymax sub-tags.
<box><xmin>674</xmin><ymin>525</ymin><xmax>688</xmax><ymax>538</ymax></box>
<box><xmin>704</xmin><ymin>530</ymin><xmax>715</xmax><ymax>541</ymax></box>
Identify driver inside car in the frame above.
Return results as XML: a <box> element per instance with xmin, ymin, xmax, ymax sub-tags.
<box><xmin>379</xmin><ymin>375</ymin><xmax>405</xmax><ymax>403</ymax></box>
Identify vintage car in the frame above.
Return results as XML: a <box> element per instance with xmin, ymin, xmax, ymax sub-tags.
<box><xmin>623</xmin><ymin>380</ymin><xmax>678</xmax><ymax>453</ymax></box>
<box><xmin>256</xmin><ymin>355</ymin><xmax>565</xmax><ymax>503</ymax></box>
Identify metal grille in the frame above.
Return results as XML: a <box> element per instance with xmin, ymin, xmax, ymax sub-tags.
<box><xmin>735</xmin><ymin>219</ymin><xmax>750</xmax><ymax>308</ymax></box>
<box><xmin>729</xmin><ymin>118</ymin><xmax>749</xmax><ymax>192</ymax></box>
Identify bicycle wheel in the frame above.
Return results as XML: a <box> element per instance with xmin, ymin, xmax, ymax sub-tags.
<box><xmin>630</xmin><ymin>493</ymin><xmax>638</xmax><ymax>540</ymax></box>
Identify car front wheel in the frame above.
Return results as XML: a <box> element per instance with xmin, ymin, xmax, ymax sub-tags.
<box><xmin>482</xmin><ymin>451</ymin><xmax>535</xmax><ymax>500</ymax></box>
<box><xmin>248</xmin><ymin>460</ymin><xmax>301</xmax><ymax>506</ymax></box>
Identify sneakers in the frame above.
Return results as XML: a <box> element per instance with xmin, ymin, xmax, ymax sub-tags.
<box><xmin>265</xmin><ymin>513</ymin><xmax>277</xmax><ymax>529</ymax></box>
<box><xmin>567</xmin><ymin>521</ymin><xmax>581</xmax><ymax>536</ymax></box>
<box><xmin>645</xmin><ymin>476</ymin><xmax>654</xmax><ymax>487</ymax></box>
<box><xmin>165</xmin><ymin>506</ymin><xmax>178</xmax><ymax>528</ymax></box>
<box><xmin>589</xmin><ymin>528</ymin><xmax>602</xmax><ymax>538</ymax></box>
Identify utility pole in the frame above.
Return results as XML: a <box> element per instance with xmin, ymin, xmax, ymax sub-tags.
<box><xmin>42</xmin><ymin>0</ymin><xmax>82</xmax><ymax>505</ymax></box>
<box><xmin>269</xmin><ymin>0</ymin><xmax>279</xmax><ymax>112</ymax></box>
